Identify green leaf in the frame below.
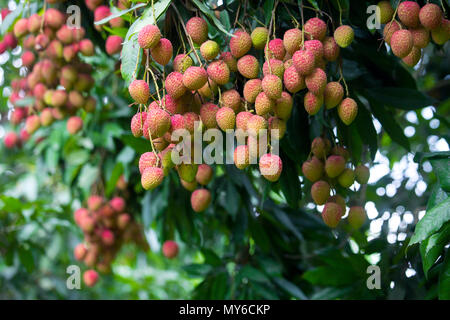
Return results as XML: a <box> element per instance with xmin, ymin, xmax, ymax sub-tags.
<box><xmin>430</xmin><ymin>158</ymin><xmax>450</xmax><ymax>192</ymax></box>
<box><xmin>273</xmin><ymin>277</ymin><xmax>307</xmax><ymax>300</ymax></box>
<box><xmin>18</xmin><ymin>246</ymin><xmax>34</xmax><ymax>273</ymax></box>
<box><xmin>410</xmin><ymin>198</ymin><xmax>450</xmax><ymax>246</ymax></box>
<box><xmin>303</xmin><ymin>266</ymin><xmax>357</xmax><ymax>286</ymax></box>
<box><xmin>365</xmin><ymin>87</ymin><xmax>436</xmax><ymax>110</ymax></box>
<box><xmin>420</xmin><ymin>223</ymin><xmax>450</xmax><ymax>276</ymax></box>
<box><xmin>94</xmin><ymin>3</ymin><xmax>147</xmax><ymax>25</ymax></box>
<box><xmin>105</xmin><ymin>162</ymin><xmax>124</xmax><ymax>197</ymax></box>
<box><xmin>279</xmin><ymin>153</ymin><xmax>301</xmax><ymax>209</ymax></box>
<box><xmin>78</xmin><ymin>164</ymin><xmax>99</xmax><ymax>191</ymax></box>
<box><xmin>191</xmin><ymin>0</ymin><xmax>235</xmax><ymax>37</ymax></box>
<box><xmin>201</xmin><ymin>248</ymin><xmax>222</xmax><ymax>267</ymax></box>
<box><xmin>121</xmin><ymin>134</ymin><xmax>151</xmax><ymax>154</ymax></box>
<box><xmin>439</xmin><ymin>251</ymin><xmax>450</xmax><ymax>300</ymax></box>
<box><xmin>354</xmin><ymin>98</ymin><xmax>378</xmax><ymax>160</ymax></box>
<box><xmin>263</xmin><ymin>0</ymin><xmax>275</xmax><ymax>24</ymax></box>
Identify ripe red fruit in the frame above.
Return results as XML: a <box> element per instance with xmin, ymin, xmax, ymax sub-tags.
<box><xmin>207</xmin><ymin>60</ymin><xmax>230</xmax><ymax>85</ymax></box>
<box><xmin>304</xmin><ymin>17</ymin><xmax>327</xmax><ymax>41</ymax></box>
<box><xmin>265</xmin><ymin>38</ymin><xmax>286</xmax><ymax>60</ymax></box>
<box><xmin>243</xmin><ymin>79</ymin><xmax>263</xmax><ymax>103</ymax></box>
<box><xmin>130</xmin><ymin>112</ymin><xmax>147</xmax><ymax>137</ymax></box>
<box><xmin>305</xmin><ymin>68</ymin><xmax>327</xmax><ymax>94</ymax></box>
<box><xmin>110</xmin><ymin>197</ymin><xmax>125</xmax><ymax>212</ymax></box>
<box><xmin>323</xmin><ymin>36</ymin><xmax>340</xmax><ymax>61</ymax></box>
<box><xmin>21</xmin><ymin>51</ymin><xmax>35</xmax><ymax>67</ymax></box>
<box><xmin>262</xmin><ymin>59</ymin><xmax>285</xmax><ymax>79</ymax></box>
<box><xmin>200</xmin><ymin>103</ymin><xmax>219</xmax><ymax>129</ymax></box>
<box><xmin>220</xmin><ymin>52</ymin><xmax>238</xmax><ymax>72</ymax></box>
<box><xmin>186</xmin><ymin>17</ymin><xmax>208</xmax><ymax>44</ymax></box>
<box><xmin>117</xmin><ymin>213</ymin><xmax>130</xmax><ymax>229</ymax></box>
<box><xmin>419</xmin><ymin>3</ymin><xmax>442</xmax><ymax>30</ymax></box>
<box><xmin>304</xmin><ymin>40</ymin><xmax>324</xmax><ymax>64</ymax></box>
<box><xmin>44</xmin><ymin>8</ymin><xmax>65</xmax><ymax>29</ymax></box>
<box><xmin>259</xmin><ymin>153</ymin><xmax>283</xmax><ymax>182</ymax></box>
<box><xmin>195</xmin><ymin>164</ymin><xmax>213</xmax><ymax>185</ymax></box>
<box><xmin>304</xmin><ymin>91</ymin><xmax>324</xmax><ymax>115</ymax></box>
<box><xmin>221</xmin><ymin>89</ymin><xmax>241</xmax><ymax>112</ymax></box>
<box><xmin>13</xmin><ymin>18</ymin><xmax>28</xmax><ymax>38</ymax></box>
<box><xmin>165</xmin><ymin>72</ymin><xmax>187</xmax><ymax>99</ymax></box>
<box><xmin>397</xmin><ymin>1</ymin><xmax>420</xmax><ymax>28</ymax></box>
<box><xmin>162</xmin><ymin>240</ymin><xmax>179</xmax><ymax>259</ymax></box>
<box><xmin>150</xmin><ymin>38</ymin><xmax>173</xmax><ymax>65</ymax></box>
<box><xmin>283</xmin><ymin>28</ymin><xmax>302</xmax><ymax>55</ymax></box>
<box><xmin>283</xmin><ymin>66</ymin><xmax>305</xmax><ymax>93</ymax></box>
<box><xmin>390</xmin><ymin>29</ymin><xmax>414</xmax><ymax>58</ymax></box>
<box><xmin>293</xmin><ymin>49</ymin><xmax>316</xmax><ymax>75</ymax></box>
<box><xmin>88</xmin><ymin>195</ymin><xmax>103</xmax><ymax>210</ymax></box>
<box><xmin>94</xmin><ymin>5</ymin><xmax>111</xmax><ymax>30</ymax></box>
<box><xmin>311</xmin><ymin>180</ymin><xmax>330</xmax><ymax>205</ymax></box>
<box><xmin>182</xmin><ymin>66</ymin><xmax>208</xmax><ymax>90</ymax></box>
<box><xmin>322</xmin><ymin>202</ymin><xmax>343</xmax><ymax>228</ymax></box>
<box><xmin>262</xmin><ymin>74</ymin><xmax>282</xmax><ymax>100</ymax></box>
<box><xmin>237</xmin><ymin>55</ymin><xmax>259</xmax><ymax>79</ymax></box>
<box><xmin>138</xmin><ymin>24</ymin><xmax>161</xmax><ymax>49</ymax></box>
<box><xmin>4</xmin><ymin>132</ymin><xmax>18</xmax><ymax>149</ymax></box>
<box><xmin>216</xmin><ymin>106</ymin><xmax>236</xmax><ymax>131</ymax></box>
<box><xmin>79</xmin><ymin>39</ymin><xmax>94</xmax><ymax>56</ymax></box>
<box><xmin>67</xmin><ymin>116</ymin><xmax>83</xmax><ymax>134</ymax></box>
<box><xmin>146</xmin><ymin>108</ymin><xmax>171</xmax><ymax>138</ymax></box>
<box><xmin>191</xmin><ymin>188</ymin><xmax>212</xmax><ymax>212</ymax></box>
<box><xmin>83</xmin><ymin>270</ymin><xmax>99</xmax><ymax>287</ymax></box>
<box><xmin>74</xmin><ymin>244</ymin><xmax>87</xmax><ymax>261</ymax></box>
<box><xmin>25</xmin><ymin>115</ymin><xmax>41</xmax><ymax>134</ymax></box>
<box><xmin>230</xmin><ymin>30</ymin><xmax>252</xmax><ymax>58</ymax></box>
<box><xmin>128</xmin><ymin>80</ymin><xmax>150</xmax><ymax>104</ymax></box>
<box><xmin>247</xmin><ymin>114</ymin><xmax>268</xmax><ymax>137</ymax></box>
<box><xmin>105</xmin><ymin>35</ymin><xmax>123</xmax><ymax>55</ymax></box>
<box><xmin>101</xmin><ymin>229</ymin><xmax>115</xmax><ymax>246</ymax></box>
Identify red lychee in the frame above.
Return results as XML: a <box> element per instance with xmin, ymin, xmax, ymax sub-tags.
<box><xmin>397</xmin><ymin>1</ymin><xmax>420</xmax><ymax>28</ymax></box>
<box><xmin>196</xmin><ymin>164</ymin><xmax>213</xmax><ymax>185</ymax></box>
<box><xmin>129</xmin><ymin>80</ymin><xmax>150</xmax><ymax>104</ymax></box>
<box><xmin>162</xmin><ymin>240</ymin><xmax>179</xmax><ymax>259</ymax></box>
<box><xmin>207</xmin><ymin>60</ymin><xmax>230</xmax><ymax>85</ymax></box>
<box><xmin>83</xmin><ymin>270</ymin><xmax>99</xmax><ymax>287</ymax></box>
<box><xmin>141</xmin><ymin>166</ymin><xmax>164</xmax><ymax>190</ymax></box>
<box><xmin>186</xmin><ymin>17</ymin><xmax>208</xmax><ymax>45</ymax></box>
<box><xmin>230</xmin><ymin>30</ymin><xmax>252</xmax><ymax>58</ymax></box>
<box><xmin>191</xmin><ymin>188</ymin><xmax>212</xmax><ymax>212</ymax></box>
<box><xmin>322</xmin><ymin>202</ymin><xmax>343</xmax><ymax>228</ymax></box>
<box><xmin>67</xmin><ymin>116</ymin><xmax>83</xmax><ymax>134</ymax></box>
<box><xmin>337</xmin><ymin>97</ymin><xmax>358</xmax><ymax>125</ymax></box>
<box><xmin>150</xmin><ymin>38</ymin><xmax>173</xmax><ymax>66</ymax></box>
<box><xmin>293</xmin><ymin>49</ymin><xmax>316</xmax><ymax>76</ymax></box>
<box><xmin>105</xmin><ymin>35</ymin><xmax>123</xmax><ymax>55</ymax></box>
<box><xmin>259</xmin><ymin>153</ymin><xmax>283</xmax><ymax>182</ymax></box>
<box><xmin>304</xmin><ymin>17</ymin><xmax>327</xmax><ymax>41</ymax></box>
<box><xmin>237</xmin><ymin>55</ymin><xmax>259</xmax><ymax>79</ymax></box>
<box><xmin>311</xmin><ymin>180</ymin><xmax>330</xmax><ymax>205</ymax></box>
<box><xmin>182</xmin><ymin>66</ymin><xmax>208</xmax><ymax>90</ymax></box>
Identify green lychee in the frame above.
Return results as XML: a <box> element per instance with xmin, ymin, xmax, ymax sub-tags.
<box><xmin>311</xmin><ymin>180</ymin><xmax>330</xmax><ymax>205</ymax></box>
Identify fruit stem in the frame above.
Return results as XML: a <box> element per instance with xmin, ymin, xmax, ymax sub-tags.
<box><xmin>337</xmin><ymin>0</ymin><xmax>343</xmax><ymax>25</ymax></box>
<box><xmin>299</xmin><ymin>1</ymin><xmax>305</xmax><ymax>49</ymax></box>
<box><xmin>147</xmin><ymin>66</ymin><xmax>162</xmax><ymax>104</ymax></box>
<box><xmin>281</xmin><ymin>2</ymin><xmax>300</xmax><ymax>28</ymax></box>
<box><xmin>147</xmin><ymin>128</ymin><xmax>159</xmax><ymax>164</ymax></box>
<box><xmin>338</xmin><ymin>62</ymin><xmax>349</xmax><ymax>97</ymax></box>
<box><xmin>40</xmin><ymin>1</ymin><xmax>47</xmax><ymax>33</ymax></box>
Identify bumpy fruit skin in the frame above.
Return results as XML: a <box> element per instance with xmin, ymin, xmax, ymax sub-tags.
<box><xmin>338</xmin><ymin>97</ymin><xmax>358</xmax><ymax>125</ymax></box>
<box><xmin>347</xmin><ymin>206</ymin><xmax>366</xmax><ymax>229</ymax></box>
<box><xmin>338</xmin><ymin>168</ymin><xmax>355</xmax><ymax>188</ymax></box>
<box><xmin>200</xmin><ymin>103</ymin><xmax>219</xmax><ymax>128</ymax></box>
<box><xmin>183</xmin><ymin>66</ymin><xmax>208</xmax><ymax>90</ymax></box>
<box><xmin>146</xmin><ymin>108</ymin><xmax>171</xmax><ymax>138</ymax></box>
<box><xmin>419</xmin><ymin>4</ymin><xmax>442</xmax><ymax>30</ymax></box>
<box><xmin>431</xmin><ymin>19</ymin><xmax>450</xmax><ymax>44</ymax></box>
<box><xmin>141</xmin><ymin>167</ymin><xmax>165</xmax><ymax>190</ymax></box>
<box><xmin>186</xmin><ymin>17</ymin><xmax>208</xmax><ymax>44</ymax></box>
<box><xmin>150</xmin><ymin>38</ymin><xmax>173</xmax><ymax>65</ymax></box>
<box><xmin>390</xmin><ymin>29</ymin><xmax>413</xmax><ymax>58</ymax></box>
<box><xmin>105</xmin><ymin>35</ymin><xmax>123</xmax><ymax>55</ymax></box>
<box><xmin>165</xmin><ymin>72</ymin><xmax>186</xmax><ymax>99</ymax></box>
<box><xmin>173</xmin><ymin>54</ymin><xmax>193</xmax><ymax>73</ymax></box>
<box><xmin>325</xmin><ymin>155</ymin><xmax>345</xmax><ymax>178</ymax></box>
<box><xmin>196</xmin><ymin>164</ymin><xmax>213</xmax><ymax>185</ymax></box>
<box><xmin>377</xmin><ymin>1</ymin><xmax>394</xmax><ymax>24</ymax></box>
<box><xmin>4</xmin><ymin>132</ymin><xmax>18</xmax><ymax>148</ymax></box>
<box><xmin>355</xmin><ymin>164</ymin><xmax>370</xmax><ymax>184</ymax></box>
<box><xmin>383</xmin><ymin>21</ymin><xmax>402</xmax><ymax>44</ymax></box>
<box><xmin>402</xmin><ymin>46</ymin><xmax>421</xmax><ymax>67</ymax></box>
<box><xmin>283</xmin><ymin>66</ymin><xmax>305</xmax><ymax>93</ymax></box>
<box><xmin>274</xmin><ymin>92</ymin><xmax>293</xmax><ymax>120</ymax></box>
<box><xmin>216</xmin><ymin>107</ymin><xmax>236</xmax><ymax>131</ymax></box>
<box><xmin>83</xmin><ymin>270</ymin><xmax>99</xmax><ymax>287</ymax></box>
<box><xmin>243</xmin><ymin>79</ymin><xmax>262</xmax><ymax>103</ymax></box>
<box><xmin>236</xmin><ymin>111</ymin><xmax>253</xmax><ymax>131</ymax></box>
<box><xmin>129</xmin><ymin>80</ymin><xmax>150</xmax><ymax>104</ymax></box>
<box><xmin>237</xmin><ymin>55</ymin><xmax>259</xmax><ymax>79</ymax></box>
<box><xmin>259</xmin><ymin>153</ymin><xmax>283</xmax><ymax>182</ymax></box>
<box><xmin>230</xmin><ymin>30</ymin><xmax>252</xmax><ymax>58</ymax></box>
<box><xmin>191</xmin><ymin>189</ymin><xmax>212</xmax><ymax>212</ymax></box>
<box><xmin>207</xmin><ymin>60</ymin><xmax>230</xmax><ymax>85</ymax></box>
<box><xmin>162</xmin><ymin>240</ymin><xmax>179</xmax><ymax>259</ymax></box>
<box><xmin>304</xmin><ymin>40</ymin><xmax>324</xmax><ymax>64</ymax></box>
<box><xmin>247</xmin><ymin>114</ymin><xmax>268</xmax><ymax>137</ymax></box>
<box><xmin>67</xmin><ymin>116</ymin><xmax>83</xmax><ymax>134</ymax></box>
<box><xmin>283</xmin><ymin>28</ymin><xmax>302</xmax><ymax>54</ymax></box>
<box><xmin>251</xmin><ymin>27</ymin><xmax>269</xmax><ymax>50</ymax></box>
<box><xmin>304</xmin><ymin>91</ymin><xmax>324</xmax><ymax>115</ymax></box>
<box><xmin>322</xmin><ymin>202</ymin><xmax>343</xmax><ymax>228</ymax></box>
<box><xmin>410</xmin><ymin>27</ymin><xmax>430</xmax><ymax>48</ymax></box>
<box><xmin>262</xmin><ymin>74</ymin><xmax>282</xmax><ymax>100</ymax></box>
<box><xmin>397</xmin><ymin>1</ymin><xmax>420</xmax><ymax>28</ymax></box>
<box><xmin>221</xmin><ymin>89</ymin><xmax>241</xmax><ymax>112</ymax></box>
<box><xmin>323</xmin><ymin>36</ymin><xmax>340</xmax><ymax>62</ymax></box>
<box><xmin>304</xmin><ymin>17</ymin><xmax>327</xmax><ymax>41</ymax></box>
<box><xmin>234</xmin><ymin>145</ymin><xmax>250</xmax><ymax>169</ymax></box>
<box><xmin>305</xmin><ymin>68</ymin><xmax>327</xmax><ymax>94</ymax></box>
<box><xmin>302</xmin><ymin>156</ymin><xmax>324</xmax><ymax>182</ymax></box>
<box><xmin>334</xmin><ymin>25</ymin><xmax>354</xmax><ymax>48</ymax></box>
<box><xmin>200</xmin><ymin>40</ymin><xmax>220</xmax><ymax>60</ymax></box>
<box><xmin>311</xmin><ymin>180</ymin><xmax>330</xmax><ymax>205</ymax></box>
<box><xmin>324</xmin><ymin>81</ymin><xmax>344</xmax><ymax>109</ymax></box>
<box><xmin>138</xmin><ymin>25</ymin><xmax>161</xmax><ymax>49</ymax></box>
<box><xmin>292</xmin><ymin>49</ymin><xmax>316</xmax><ymax>75</ymax></box>
<box><xmin>255</xmin><ymin>92</ymin><xmax>275</xmax><ymax>115</ymax></box>
<box><xmin>262</xmin><ymin>59</ymin><xmax>285</xmax><ymax>79</ymax></box>
<box><xmin>266</xmin><ymin>38</ymin><xmax>286</xmax><ymax>60</ymax></box>
<box><xmin>139</xmin><ymin>152</ymin><xmax>158</xmax><ymax>174</ymax></box>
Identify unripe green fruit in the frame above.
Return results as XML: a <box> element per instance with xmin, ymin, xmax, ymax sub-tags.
<box><xmin>191</xmin><ymin>188</ymin><xmax>211</xmax><ymax>212</ymax></box>
<box><xmin>200</xmin><ymin>40</ymin><xmax>220</xmax><ymax>60</ymax></box>
<box><xmin>268</xmin><ymin>117</ymin><xmax>287</xmax><ymax>140</ymax></box>
<box><xmin>337</xmin><ymin>168</ymin><xmax>355</xmax><ymax>188</ymax></box>
<box><xmin>355</xmin><ymin>164</ymin><xmax>370</xmax><ymax>184</ymax></box>
<box><xmin>262</xmin><ymin>59</ymin><xmax>285</xmax><ymax>79</ymax></box>
<box><xmin>322</xmin><ymin>202</ymin><xmax>343</xmax><ymax>228</ymax></box>
<box><xmin>198</xmin><ymin>79</ymin><xmax>218</xmax><ymax>99</ymax></box>
<box><xmin>324</xmin><ymin>81</ymin><xmax>344</xmax><ymax>109</ymax></box>
<box><xmin>327</xmin><ymin>194</ymin><xmax>346</xmax><ymax>212</ymax></box>
<box><xmin>390</xmin><ymin>29</ymin><xmax>413</xmax><ymax>58</ymax></box>
<box><xmin>302</xmin><ymin>156</ymin><xmax>324</xmax><ymax>182</ymax></box>
<box><xmin>173</xmin><ymin>54</ymin><xmax>193</xmax><ymax>73</ymax></box>
<box><xmin>178</xmin><ymin>163</ymin><xmax>198</xmax><ymax>183</ymax></box>
<box><xmin>338</xmin><ymin>97</ymin><xmax>358</xmax><ymax>125</ymax></box>
<box><xmin>129</xmin><ymin>80</ymin><xmax>150</xmax><ymax>105</ymax></box>
<box><xmin>431</xmin><ymin>19</ymin><xmax>450</xmax><ymax>45</ymax></box>
<box><xmin>377</xmin><ymin>1</ymin><xmax>394</xmax><ymax>24</ymax></box>
<box><xmin>259</xmin><ymin>153</ymin><xmax>283</xmax><ymax>182</ymax></box>
<box><xmin>247</xmin><ymin>115</ymin><xmax>268</xmax><ymax>137</ymax></box>
<box><xmin>311</xmin><ymin>137</ymin><xmax>330</xmax><ymax>159</ymax></box>
<box><xmin>334</xmin><ymin>25</ymin><xmax>354</xmax><ymax>48</ymax></box>
<box><xmin>348</xmin><ymin>206</ymin><xmax>366</xmax><ymax>229</ymax></box>
<box><xmin>251</xmin><ymin>27</ymin><xmax>269</xmax><ymax>50</ymax></box>
<box><xmin>141</xmin><ymin>167</ymin><xmax>164</xmax><ymax>190</ymax></box>
<box><xmin>274</xmin><ymin>92</ymin><xmax>293</xmax><ymax>120</ymax></box>
<box><xmin>325</xmin><ymin>155</ymin><xmax>346</xmax><ymax>178</ymax></box>
<box><xmin>311</xmin><ymin>180</ymin><xmax>330</xmax><ymax>205</ymax></box>
<box><xmin>332</xmin><ymin>145</ymin><xmax>350</xmax><ymax>161</ymax></box>
<box><xmin>181</xmin><ymin>179</ymin><xmax>197</xmax><ymax>192</ymax></box>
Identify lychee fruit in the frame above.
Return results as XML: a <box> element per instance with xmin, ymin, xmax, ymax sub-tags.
<box><xmin>255</xmin><ymin>92</ymin><xmax>275</xmax><ymax>115</ymax></box>
<box><xmin>390</xmin><ymin>29</ymin><xmax>414</xmax><ymax>58</ymax></box>
<box><xmin>355</xmin><ymin>164</ymin><xmax>370</xmax><ymax>184</ymax></box>
<box><xmin>196</xmin><ymin>164</ymin><xmax>213</xmax><ymax>185</ymax></box>
<box><xmin>292</xmin><ymin>49</ymin><xmax>316</xmax><ymax>75</ymax></box>
<box><xmin>302</xmin><ymin>156</ymin><xmax>324</xmax><ymax>182</ymax></box>
<box><xmin>165</xmin><ymin>72</ymin><xmax>186</xmax><ymax>99</ymax></box>
<box><xmin>304</xmin><ymin>91</ymin><xmax>324</xmax><ymax>115</ymax></box>
<box><xmin>21</xmin><ymin>51</ymin><xmax>35</xmax><ymax>67</ymax></box>
<box><xmin>191</xmin><ymin>188</ymin><xmax>212</xmax><ymax>212</ymax></box>
<box><xmin>347</xmin><ymin>206</ymin><xmax>366</xmax><ymax>229</ymax></box>
<box><xmin>141</xmin><ymin>166</ymin><xmax>164</xmax><ymax>190</ymax></box>
<box><xmin>273</xmin><ymin>91</ymin><xmax>293</xmax><ymax>120</ymax></box>
<box><xmin>181</xmin><ymin>179</ymin><xmax>197</xmax><ymax>191</ymax></box>
<box><xmin>410</xmin><ymin>27</ymin><xmax>430</xmax><ymax>48</ymax></box>
<box><xmin>129</xmin><ymin>79</ymin><xmax>150</xmax><ymax>104</ymax></box>
<box><xmin>101</xmin><ymin>229</ymin><xmax>115</xmax><ymax>246</ymax></box>
<box><xmin>178</xmin><ymin>164</ymin><xmax>198</xmax><ymax>183</ymax></box>
<box><xmin>183</xmin><ymin>66</ymin><xmax>208</xmax><ymax>90</ymax></box>
<box><xmin>325</xmin><ymin>155</ymin><xmax>346</xmax><ymax>178</ymax></box>
<box><xmin>138</xmin><ymin>24</ymin><xmax>161</xmax><ymax>49</ymax></box>
<box><xmin>402</xmin><ymin>46</ymin><xmax>421</xmax><ymax>67</ymax></box>
<box><xmin>247</xmin><ymin>114</ymin><xmax>268</xmax><ymax>137</ymax></box>
<box><xmin>431</xmin><ymin>19</ymin><xmax>450</xmax><ymax>44</ymax></box>
<box><xmin>262</xmin><ymin>59</ymin><xmax>285</xmax><ymax>79</ymax></box>
<box><xmin>397</xmin><ymin>1</ymin><xmax>420</xmax><ymax>28</ymax></box>
<box><xmin>74</xmin><ymin>244</ymin><xmax>87</xmax><ymax>261</ymax></box>
<box><xmin>150</xmin><ymin>38</ymin><xmax>173</xmax><ymax>65</ymax></box>
<box><xmin>338</xmin><ymin>97</ymin><xmax>358</xmax><ymax>125</ymax></box>
<box><xmin>83</xmin><ymin>270</ymin><xmax>99</xmax><ymax>287</ymax></box>
<box><xmin>262</xmin><ymin>74</ymin><xmax>282</xmax><ymax>99</ymax></box>
<box><xmin>322</xmin><ymin>202</ymin><xmax>343</xmax><ymax>228</ymax></box>
<box><xmin>207</xmin><ymin>60</ymin><xmax>230</xmax><ymax>85</ymax></box>
<box><xmin>67</xmin><ymin>116</ymin><xmax>83</xmax><ymax>134</ymax></box>
<box><xmin>110</xmin><ymin>196</ymin><xmax>125</xmax><ymax>212</ymax></box>
<box><xmin>234</xmin><ymin>145</ymin><xmax>250</xmax><ymax>169</ymax></box>
<box><xmin>334</xmin><ymin>25</ymin><xmax>354</xmax><ymax>48</ymax></box>
<box><xmin>332</xmin><ymin>145</ymin><xmax>350</xmax><ymax>161</ymax></box>
<box><xmin>383</xmin><ymin>20</ymin><xmax>402</xmax><ymax>44</ymax></box>
<box><xmin>117</xmin><ymin>213</ymin><xmax>130</xmax><ymax>229</ymax></box>
<box><xmin>221</xmin><ymin>89</ymin><xmax>241</xmax><ymax>112</ymax></box>
<box><xmin>94</xmin><ymin>5</ymin><xmax>111</xmax><ymax>29</ymax></box>
<box><xmin>4</xmin><ymin>132</ymin><xmax>18</xmax><ymax>149</ymax></box>
<box><xmin>139</xmin><ymin>152</ymin><xmax>159</xmax><ymax>174</ymax></box>
<box><xmin>327</xmin><ymin>194</ymin><xmax>346</xmax><ymax>212</ymax></box>
<box><xmin>27</xmin><ymin>13</ymin><xmax>42</xmax><ymax>34</ymax></box>
<box><xmin>25</xmin><ymin>115</ymin><xmax>40</xmax><ymax>134</ymax></box>
<box><xmin>259</xmin><ymin>153</ymin><xmax>283</xmax><ymax>182</ymax></box>
<box><xmin>283</xmin><ymin>65</ymin><xmax>305</xmax><ymax>93</ymax></box>
<box><xmin>186</xmin><ymin>17</ymin><xmax>208</xmax><ymax>44</ymax></box>
<box><xmin>323</xmin><ymin>36</ymin><xmax>340</xmax><ymax>61</ymax></box>
<box><xmin>283</xmin><ymin>28</ymin><xmax>303</xmax><ymax>55</ymax></box>
<box><xmin>230</xmin><ymin>30</ymin><xmax>252</xmax><ymax>58</ymax></box>
<box><xmin>146</xmin><ymin>108</ymin><xmax>171</xmax><ymax>138</ymax></box>
<box><xmin>236</xmin><ymin>111</ymin><xmax>253</xmax><ymax>131</ymax></box>
<box><xmin>324</xmin><ymin>81</ymin><xmax>344</xmax><ymax>109</ymax></box>
<box><xmin>173</xmin><ymin>54</ymin><xmax>193</xmax><ymax>73</ymax></box>
<box><xmin>216</xmin><ymin>107</ymin><xmax>236</xmax><ymax>131</ymax></box>
<box><xmin>105</xmin><ymin>35</ymin><xmax>123</xmax><ymax>55</ymax></box>
<box><xmin>162</xmin><ymin>240</ymin><xmax>179</xmax><ymax>259</ymax></box>
<box><xmin>337</xmin><ymin>168</ymin><xmax>355</xmax><ymax>188</ymax></box>
<box><xmin>304</xmin><ymin>40</ymin><xmax>324</xmax><ymax>63</ymax></box>
<box><xmin>88</xmin><ymin>195</ymin><xmax>103</xmax><ymax>211</ymax></box>
<box><xmin>13</xmin><ymin>18</ymin><xmax>28</xmax><ymax>38</ymax></box>
<box><xmin>268</xmin><ymin>117</ymin><xmax>287</xmax><ymax>140</ymax></box>
<box><xmin>311</xmin><ymin>180</ymin><xmax>330</xmax><ymax>205</ymax></box>
<box><xmin>265</xmin><ymin>38</ymin><xmax>286</xmax><ymax>60</ymax></box>
<box><xmin>237</xmin><ymin>55</ymin><xmax>259</xmax><ymax>79</ymax></box>
<box><xmin>304</xmin><ymin>17</ymin><xmax>327</xmax><ymax>41</ymax></box>
<box><xmin>200</xmin><ymin>102</ymin><xmax>219</xmax><ymax>128</ymax></box>
<box><xmin>243</xmin><ymin>79</ymin><xmax>262</xmax><ymax>103</ymax></box>
<box><xmin>305</xmin><ymin>68</ymin><xmax>327</xmax><ymax>94</ymax></box>
<box><xmin>251</xmin><ymin>27</ymin><xmax>269</xmax><ymax>50</ymax></box>
<box><xmin>79</xmin><ymin>39</ymin><xmax>94</xmax><ymax>56</ymax></box>
<box><xmin>40</xmin><ymin>108</ymin><xmax>54</xmax><ymax>126</ymax></box>
<box><xmin>200</xmin><ymin>40</ymin><xmax>219</xmax><ymax>60</ymax></box>
<box><xmin>377</xmin><ymin>1</ymin><xmax>395</xmax><ymax>24</ymax></box>
<box><xmin>220</xmin><ymin>52</ymin><xmax>238</xmax><ymax>72</ymax></box>
<box><xmin>420</xmin><ymin>3</ymin><xmax>443</xmax><ymax>30</ymax></box>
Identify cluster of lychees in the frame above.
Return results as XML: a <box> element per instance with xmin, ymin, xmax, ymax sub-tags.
<box><xmin>302</xmin><ymin>136</ymin><xmax>369</xmax><ymax>229</ymax></box>
<box><xmin>2</xmin><ymin>6</ymin><xmax>98</xmax><ymax>149</ymax></box>
<box><xmin>73</xmin><ymin>195</ymin><xmax>148</xmax><ymax>287</ymax></box>
<box><xmin>379</xmin><ymin>1</ymin><xmax>450</xmax><ymax>66</ymax></box>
